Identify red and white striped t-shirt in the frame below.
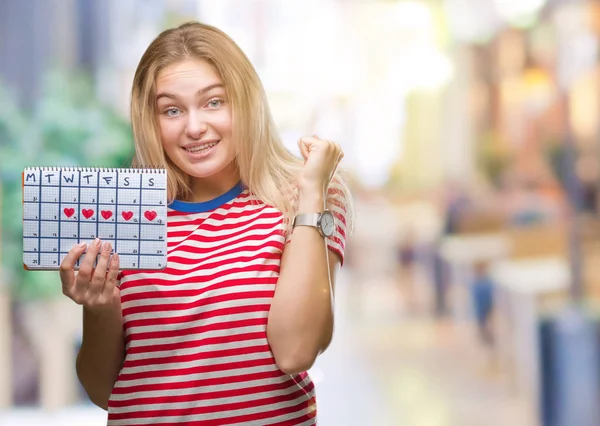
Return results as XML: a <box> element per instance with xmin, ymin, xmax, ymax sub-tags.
<box><xmin>107</xmin><ymin>181</ymin><xmax>347</xmax><ymax>425</ymax></box>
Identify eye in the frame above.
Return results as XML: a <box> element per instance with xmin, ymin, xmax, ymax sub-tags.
<box><xmin>164</xmin><ymin>107</ymin><xmax>181</xmax><ymax>117</ymax></box>
<box><xmin>207</xmin><ymin>98</ymin><xmax>223</xmax><ymax>108</ymax></box>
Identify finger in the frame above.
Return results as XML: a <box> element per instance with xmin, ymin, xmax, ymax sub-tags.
<box><xmin>76</xmin><ymin>238</ymin><xmax>102</xmax><ymax>294</ymax></box>
<box><xmin>297</xmin><ymin>139</ymin><xmax>310</xmax><ymax>161</ymax></box>
<box><xmin>103</xmin><ymin>252</ymin><xmax>120</xmax><ymax>297</ymax></box>
<box><xmin>90</xmin><ymin>242</ymin><xmax>112</xmax><ymax>295</ymax></box>
<box><xmin>299</xmin><ymin>136</ymin><xmax>322</xmax><ymax>148</ymax></box>
<box><xmin>301</xmin><ymin>135</ymin><xmax>328</xmax><ymax>155</ymax></box>
<box><xmin>60</xmin><ymin>241</ymin><xmax>87</xmax><ymax>295</ymax></box>
<box><xmin>333</xmin><ymin>140</ymin><xmax>342</xmax><ymax>153</ymax></box>
<box><xmin>328</xmin><ymin>140</ymin><xmax>341</xmax><ymax>155</ymax></box>
<box><xmin>301</xmin><ymin>135</ymin><xmax>320</xmax><ymax>143</ymax></box>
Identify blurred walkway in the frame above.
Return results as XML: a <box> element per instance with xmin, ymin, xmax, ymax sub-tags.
<box><xmin>315</xmin><ymin>194</ymin><xmax>532</xmax><ymax>426</ymax></box>
<box><xmin>315</xmin><ymin>268</ymin><xmax>531</xmax><ymax>426</ymax></box>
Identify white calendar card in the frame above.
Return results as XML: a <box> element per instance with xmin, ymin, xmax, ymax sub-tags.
<box><xmin>22</xmin><ymin>167</ymin><xmax>167</xmax><ymax>270</ymax></box>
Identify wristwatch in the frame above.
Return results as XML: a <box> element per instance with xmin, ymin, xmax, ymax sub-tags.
<box><xmin>292</xmin><ymin>210</ymin><xmax>335</xmax><ymax>237</ymax></box>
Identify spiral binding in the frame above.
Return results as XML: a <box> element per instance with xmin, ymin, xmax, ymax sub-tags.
<box><xmin>24</xmin><ymin>166</ymin><xmax>166</xmax><ymax>174</ymax></box>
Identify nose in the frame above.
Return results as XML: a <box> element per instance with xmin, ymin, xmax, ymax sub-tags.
<box><xmin>185</xmin><ymin>111</ymin><xmax>208</xmax><ymax>139</ymax></box>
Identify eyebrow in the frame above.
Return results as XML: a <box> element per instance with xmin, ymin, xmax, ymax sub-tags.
<box><xmin>156</xmin><ymin>83</ymin><xmax>225</xmax><ymax>101</ymax></box>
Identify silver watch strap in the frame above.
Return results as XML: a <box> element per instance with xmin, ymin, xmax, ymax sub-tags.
<box><xmin>292</xmin><ymin>213</ymin><xmax>320</xmax><ymax>228</ymax></box>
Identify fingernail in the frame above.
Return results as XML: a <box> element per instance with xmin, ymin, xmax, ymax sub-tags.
<box><xmin>94</xmin><ymin>238</ymin><xmax>101</xmax><ymax>246</ymax></box>
<box><xmin>103</xmin><ymin>242</ymin><xmax>112</xmax><ymax>251</ymax></box>
<box><xmin>78</xmin><ymin>242</ymin><xmax>86</xmax><ymax>248</ymax></box>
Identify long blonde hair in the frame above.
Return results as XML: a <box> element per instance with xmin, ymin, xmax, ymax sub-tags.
<box><xmin>130</xmin><ymin>22</ymin><xmax>353</xmax><ymax>232</ymax></box>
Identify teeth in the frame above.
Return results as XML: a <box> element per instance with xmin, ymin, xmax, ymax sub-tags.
<box><xmin>185</xmin><ymin>142</ymin><xmax>218</xmax><ymax>153</ymax></box>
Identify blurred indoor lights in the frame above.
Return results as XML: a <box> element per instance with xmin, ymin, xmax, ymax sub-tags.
<box><xmin>493</xmin><ymin>0</ymin><xmax>547</xmax><ymax>26</ymax></box>
<box><xmin>390</xmin><ymin>46</ymin><xmax>454</xmax><ymax>92</ymax></box>
<box><xmin>443</xmin><ymin>0</ymin><xmax>503</xmax><ymax>43</ymax></box>
<box><xmin>390</xmin><ymin>0</ymin><xmax>433</xmax><ymax>30</ymax></box>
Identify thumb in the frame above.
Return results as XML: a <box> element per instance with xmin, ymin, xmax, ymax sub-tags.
<box><xmin>112</xmin><ymin>286</ymin><xmax>121</xmax><ymax>299</ymax></box>
<box><xmin>297</xmin><ymin>138</ymin><xmax>310</xmax><ymax>162</ymax></box>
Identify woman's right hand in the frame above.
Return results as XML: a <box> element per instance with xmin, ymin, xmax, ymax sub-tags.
<box><xmin>59</xmin><ymin>238</ymin><xmax>121</xmax><ymax>312</ymax></box>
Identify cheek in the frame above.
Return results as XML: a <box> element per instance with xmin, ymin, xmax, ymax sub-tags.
<box><xmin>215</xmin><ymin>111</ymin><xmax>233</xmax><ymax>136</ymax></box>
<box><xmin>158</xmin><ymin>120</ymin><xmax>181</xmax><ymax>147</ymax></box>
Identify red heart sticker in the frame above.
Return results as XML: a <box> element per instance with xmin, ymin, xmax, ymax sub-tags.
<box><xmin>144</xmin><ymin>210</ymin><xmax>157</xmax><ymax>221</ymax></box>
<box><xmin>122</xmin><ymin>211</ymin><xmax>133</xmax><ymax>221</ymax></box>
<box><xmin>82</xmin><ymin>209</ymin><xmax>94</xmax><ymax>219</ymax></box>
<box><xmin>63</xmin><ymin>208</ymin><xmax>75</xmax><ymax>218</ymax></box>
<box><xmin>101</xmin><ymin>210</ymin><xmax>113</xmax><ymax>220</ymax></box>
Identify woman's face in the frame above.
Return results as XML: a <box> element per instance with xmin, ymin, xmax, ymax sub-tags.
<box><xmin>155</xmin><ymin>59</ymin><xmax>237</xmax><ymax>186</ymax></box>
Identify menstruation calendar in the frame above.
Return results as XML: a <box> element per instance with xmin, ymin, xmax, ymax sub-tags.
<box><xmin>22</xmin><ymin>167</ymin><xmax>167</xmax><ymax>270</ymax></box>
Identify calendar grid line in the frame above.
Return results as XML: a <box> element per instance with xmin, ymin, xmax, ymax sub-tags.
<box><xmin>24</xmin><ymin>236</ymin><xmax>167</xmax><ymax>241</ymax></box>
<box><xmin>58</xmin><ymin>169</ymin><xmax>63</xmax><ymax>267</ymax></box>
<box><xmin>115</xmin><ymin>170</ymin><xmax>119</xmax><ymax>256</ymax></box>
<box><xmin>22</xmin><ymin>218</ymin><xmax>164</xmax><ymax>225</ymax></box>
<box><xmin>77</xmin><ymin>171</ymin><xmax>82</xmax><ymax>267</ymax></box>
<box><xmin>23</xmin><ymin>201</ymin><xmax>165</xmax><ymax>207</ymax></box>
<box><xmin>25</xmin><ymin>251</ymin><xmax>166</xmax><ymax>256</ymax></box>
<box><xmin>37</xmin><ymin>170</ymin><xmax>41</xmax><ymax>266</ymax></box>
<box><xmin>96</xmin><ymin>175</ymin><xmax>100</xmax><ymax>245</ymax></box>
<box><xmin>23</xmin><ymin>184</ymin><xmax>164</xmax><ymax>190</ymax></box>
<box><xmin>138</xmin><ymin>174</ymin><xmax>142</xmax><ymax>268</ymax></box>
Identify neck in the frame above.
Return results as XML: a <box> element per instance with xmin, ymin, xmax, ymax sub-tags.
<box><xmin>188</xmin><ymin>163</ymin><xmax>241</xmax><ymax>203</ymax></box>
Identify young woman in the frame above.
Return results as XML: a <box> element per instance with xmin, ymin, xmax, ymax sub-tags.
<box><xmin>59</xmin><ymin>22</ymin><xmax>352</xmax><ymax>425</ymax></box>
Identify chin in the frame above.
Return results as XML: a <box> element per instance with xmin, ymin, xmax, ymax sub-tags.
<box><xmin>183</xmin><ymin>160</ymin><xmax>236</xmax><ymax>180</ymax></box>
<box><xmin>181</xmin><ymin>165</ymin><xmax>222</xmax><ymax>179</ymax></box>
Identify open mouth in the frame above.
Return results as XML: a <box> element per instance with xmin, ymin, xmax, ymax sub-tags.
<box><xmin>183</xmin><ymin>141</ymin><xmax>220</xmax><ymax>153</ymax></box>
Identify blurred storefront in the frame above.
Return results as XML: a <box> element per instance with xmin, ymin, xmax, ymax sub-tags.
<box><xmin>426</xmin><ymin>2</ymin><xmax>600</xmax><ymax>425</ymax></box>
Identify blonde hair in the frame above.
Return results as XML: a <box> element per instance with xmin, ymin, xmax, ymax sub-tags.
<box><xmin>130</xmin><ymin>21</ymin><xmax>353</xmax><ymax>232</ymax></box>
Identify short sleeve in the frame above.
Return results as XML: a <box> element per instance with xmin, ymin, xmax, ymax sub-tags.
<box><xmin>324</xmin><ymin>179</ymin><xmax>348</xmax><ymax>265</ymax></box>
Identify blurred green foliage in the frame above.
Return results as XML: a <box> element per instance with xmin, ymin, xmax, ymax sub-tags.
<box><xmin>0</xmin><ymin>71</ymin><xmax>134</xmax><ymax>300</ymax></box>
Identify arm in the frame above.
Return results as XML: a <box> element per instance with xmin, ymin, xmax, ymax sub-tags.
<box><xmin>267</xmin><ymin>187</ymin><xmax>341</xmax><ymax>374</ymax></box>
<box><xmin>76</xmin><ymin>302</ymin><xmax>125</xmax><ymax>410</ymax></box>
<box><xmin>267</xmin><ymin>136</ymin><xmax>346</xmax><ymax>374</ymax></box>
<box><xmin>60</xmin><ymin>240</ymin><xmax>125</xmax><ymax>410</ymax></box>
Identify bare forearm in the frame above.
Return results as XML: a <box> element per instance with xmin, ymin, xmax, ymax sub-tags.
<box><xmin>268</xmin><ymin>191</ymin><xmax>334</xmax><ymax>372</ymax></box>
<box><xmin>76</xmin><ymin>302</ymin><xmax>125</xmax><ymax>410</ymax></box>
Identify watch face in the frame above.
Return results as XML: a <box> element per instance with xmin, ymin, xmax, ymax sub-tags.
<box><xmin>320</xmin><ymin>211</ymin><xmax>335</xmax><ymax>237</ymax></box>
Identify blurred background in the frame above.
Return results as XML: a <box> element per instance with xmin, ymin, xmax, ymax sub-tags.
<box><xmin>1</xmin><ymin>0</ymin><xmax>600</xmax><ymax>425</ymax></box>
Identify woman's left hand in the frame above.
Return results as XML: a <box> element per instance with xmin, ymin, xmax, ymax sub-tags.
<box><xmin>297</xmin><ymin>136</ymin><xmax>344</xmax><ymax>194</ymax></box>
